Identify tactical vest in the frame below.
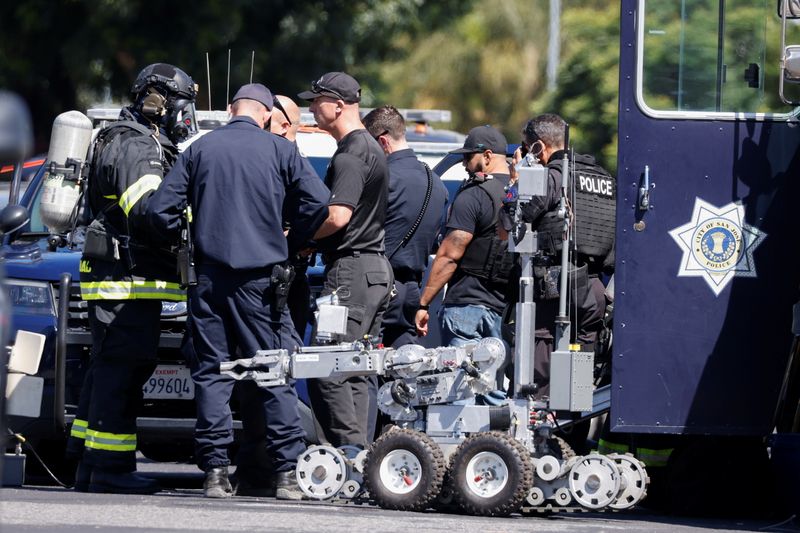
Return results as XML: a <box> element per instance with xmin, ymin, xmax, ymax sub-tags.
<box><xmin>537</xmin><ymin>153</ymin><xmax>616</xmax><ymax>261</ymax></box>
<box><xmin>457</xmin><ymin>176</ymin><xmax>515</xmax><ymax>284</ymax></box>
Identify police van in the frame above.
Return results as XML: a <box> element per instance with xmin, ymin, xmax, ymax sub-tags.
<box><xmin>1</xmin><ymin>105</ymin><xmax>464</xmax><ymax>481</ymax></box>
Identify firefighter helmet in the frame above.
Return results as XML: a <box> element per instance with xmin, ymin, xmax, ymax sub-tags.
<box><xmin>131</xmin><ymin>63</ymin><xmax>198</xmax><ymax>143</ymax></box>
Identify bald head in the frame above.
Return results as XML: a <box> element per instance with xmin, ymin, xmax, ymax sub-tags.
<box><xmin>270</xmin><ymin>95</ymin><xmax>301</xmax><ymax>142</ymax></box>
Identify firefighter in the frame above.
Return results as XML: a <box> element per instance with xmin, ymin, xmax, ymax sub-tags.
<box><xmin>65</xmin><ymin>63</ymin><xmax>198</xmax><ymax>494</ymax></box>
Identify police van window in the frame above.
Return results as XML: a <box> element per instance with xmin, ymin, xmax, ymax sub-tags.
<box><xmin>640</xmin><ymin>0</ymin><xmax>795</xmax><ymax>116</ymax></box>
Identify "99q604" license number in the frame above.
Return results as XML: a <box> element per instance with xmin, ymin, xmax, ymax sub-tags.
<box><xmin>142</xmin><ymin>365</ymin><xmax>194</xmax><ymax>399</ymax></box>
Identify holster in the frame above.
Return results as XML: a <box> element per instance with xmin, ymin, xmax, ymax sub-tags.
<box><xmin>533</xmin><ymin>263</ymin><xmax>589</xmax><ymax>303</ymax></box>
<box><xmin>177</xmin><ymin>245</ymin><xmax>197</xmax><ymax>288</ymax></box>
<box><xmin>270</xmin><ymin>264</ymin><xmax>296</xmax><ymax>312</ymax></box>
<box><xmin>534</xmin><ymin>265</ymin><xmax>561</xmax><ymax>301</ymax></box>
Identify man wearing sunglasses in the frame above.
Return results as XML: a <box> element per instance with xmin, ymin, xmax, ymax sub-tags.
<box><xmin>415</xmin><ymin>126</ymin><xmax>514</xmax><ymax>394</ymax></box>
<box><xmin>270</xmin><ymin>95</ymin><xmax>301</xmax><ymax>142</ymax></box>
<box><xmin>299</xmin><ymin>72</ymin><xmax>394</xmax><ymax>449</ymax></box>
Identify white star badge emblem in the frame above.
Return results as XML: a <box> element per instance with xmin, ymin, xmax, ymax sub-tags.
<box><xmin>668</xmin><ymin>198</ymin><xmax>766</xmax><ymax>296</ymax></box>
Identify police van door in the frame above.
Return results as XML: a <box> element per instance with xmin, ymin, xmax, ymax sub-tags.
<box><xmin>612</xmin><ymin>0</ymin><xmax>800</xmax><ymax>436</ymax></box>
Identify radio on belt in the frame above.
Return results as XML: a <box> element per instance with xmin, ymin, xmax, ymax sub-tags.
<box><xmin>315</xmin><ymin>291</ymin><xmax>348</xmax><ymax>342</ymax></box>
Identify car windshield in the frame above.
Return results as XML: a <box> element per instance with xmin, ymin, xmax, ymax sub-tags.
<box><xmin>0</xmin><ymin>156</ymin><xmax>45</xmax><ymax>208</ymax></box>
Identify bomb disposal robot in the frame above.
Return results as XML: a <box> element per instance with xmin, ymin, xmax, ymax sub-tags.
<box><xmin>222</xmin><ymin>134</ymin><xmax>647</xmax><ymax>516</ymax></box>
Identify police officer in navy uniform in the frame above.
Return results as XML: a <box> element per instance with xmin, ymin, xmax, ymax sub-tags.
<box><xmin>66</xmin><ymin>63</ymin><xmax>197</xmax><ymax>494</ymax></box>
<box><xmin>363</xmin><ymin>105</ymin><xmax>448</xmax><ymax>348</ymax></box>
<box><xmin>517</xmin><ymin>113</ymin><xmax>615</xmax><ymax>398</ymax></box>
<box><xmin>147</xmin><ymin>83</ymin><xmax>330</xmax><ymax>499</ymax></box>
<box><xmin>299</xmin><ymin>72</ymin><xmax>394</xmax><ymax>448</ymax></box>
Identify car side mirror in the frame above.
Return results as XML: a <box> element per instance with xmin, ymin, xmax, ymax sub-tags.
<box><xmin>0</xmin><ymin>204</ymin><xmax>30</xmax><ymax>237</ymax></box>
<box><xmin>779</xmin><ymin>0</ymin><xmax>800</xmax><ymax>18</ymax></box>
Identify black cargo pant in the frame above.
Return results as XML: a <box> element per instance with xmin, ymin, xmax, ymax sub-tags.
<box><xmin>66</xmin><ymin>299</ymin><xmax>161</xmax><ymax>472</ymax></box>
<box><xmin>188</xmin><ymin>264</ymin><xmax>306</xmax><ymax>473</ymax></box>
<box><xmin>533</xmin><ymin>275</ymin><xmax>606</xmax><ymax>399</ymax></box>
<box><xmin>308</xmin><ymin>252</ymin><xmax>393</xmax><ymax>448</ymax></box>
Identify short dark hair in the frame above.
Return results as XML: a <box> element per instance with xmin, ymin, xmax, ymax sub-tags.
<box><xmin>363</xmin><ymin>105</ymin><xmax>406</xmax><ymax>141</ymax></box>
<box><xmin>523</xmin><ymin>113</ymin><xmax>566</xmax><ymax>150</ymax></box>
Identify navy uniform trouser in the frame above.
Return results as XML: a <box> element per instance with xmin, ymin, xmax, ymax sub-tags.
<box><xmin>308</xmin><ymin>253</ymin><xmax>393</xmax><ymax>448</ymax></box>
<box><xmin>381</xmin><ymin>275</ymin><xmax>422</xmax><ymax>349</ymax></box>
<box><xmin>188</xmin><ymin>263</ymin><xmax>306</xmax><ymax>473</ymax></box>
<box><xmin>66</xmin><ymin>299</ymin><xmax>161</xmax><ymax>472</ymax></box>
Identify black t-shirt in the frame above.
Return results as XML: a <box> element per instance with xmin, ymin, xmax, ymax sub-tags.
<box><xmin>443</xmin><ymin>174</ymin><xmax>510</xmax><ymax>314</ymax></box>
<box><xmin>316</xmin><ymin>129</ymin><xmax>389</xmax><ymax>254</ymax></box>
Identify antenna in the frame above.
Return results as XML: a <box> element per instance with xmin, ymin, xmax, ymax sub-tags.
<box><xmin>226</xmin><ymin>49</ymin><xmax>231</xmax><ymax>105</ymax></box>
<box><xmin>205</xmin><ymin>52</ymin><xmax>212</xmax><ymax>111</ymax></box>
<box><xmin>249</xmin><ymin>51</ymin><xmax>255</xmax><ymax>83</ymax></box>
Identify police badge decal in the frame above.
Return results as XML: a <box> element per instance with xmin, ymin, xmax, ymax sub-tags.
<box><xmin>669</xmin><ymin>198</ymin><xmax>765</xmax><ymax>296</ymax></box>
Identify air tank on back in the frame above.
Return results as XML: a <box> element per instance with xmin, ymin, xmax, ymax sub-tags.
<box><xmin>39</xmin><ymin>110</ymin><xmax>93</xmax><ymax>234</ymax></box>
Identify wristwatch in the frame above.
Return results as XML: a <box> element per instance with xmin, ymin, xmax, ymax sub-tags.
<box><xmin>418</xmin><ymin>304</ymin><xmax>430</xmax><ymax>311</ymax></box>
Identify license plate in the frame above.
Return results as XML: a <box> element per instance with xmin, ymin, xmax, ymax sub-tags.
<box><xmin>142</xmin><ymin>365</ymin><xmax>194</xmax><ymax>399</ymax></box>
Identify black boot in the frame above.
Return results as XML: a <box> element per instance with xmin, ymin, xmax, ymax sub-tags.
<box><xmin>275</xmin><ymin>470</ymin><xmax>304</xmax><ymax>501</ymax></box>
<box><xmin>73</xmin><ymin>461</ymin><xmax>92</xmax><ymax>492</ymax></box>
<box><xmin>204</xmin><ymin>466</ymin><xmax>233</xmax><ymax>499</ymax></box>
<box><xmin>88</xmin><ymin>469</ymin><xmax>160</xmax><ymax>494</ymax></box>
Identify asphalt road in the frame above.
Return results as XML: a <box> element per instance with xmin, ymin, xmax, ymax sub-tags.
<box><xmin>1</xmin><ymin>457</ymin><xmax>797</xmax><ymax>533</ymax></box>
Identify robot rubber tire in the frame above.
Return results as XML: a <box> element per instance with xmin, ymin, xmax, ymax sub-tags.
<box><xmin>449</xmin><ymin>431</ymin><xmax>534</xmax><ymax>516</ymax></box>
<box><xmin>363</xmin><ymin>428</ymin><xmax>445</xmax><ymax>511</ymax></box>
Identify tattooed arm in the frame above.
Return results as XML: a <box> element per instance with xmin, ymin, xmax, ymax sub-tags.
<box><xmin>415</xmin><ymin>229</ymin><xmax>473</xmax><ymax>335</ymax></box>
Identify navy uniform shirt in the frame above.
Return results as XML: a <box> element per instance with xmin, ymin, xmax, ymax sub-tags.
<box><xmin>315</xmin><ymin>129</ymin><xmax>388</xmax><ymax>254</ymax></box>
<box><xmin>147</xmin><ymin>116</ymin><xmax>330</xmax><ymax>270</ymax></box>
<box><xmin>384</xmin><ymin>148</ymin><xmax>448</xmax><ymax>276</ymax></box>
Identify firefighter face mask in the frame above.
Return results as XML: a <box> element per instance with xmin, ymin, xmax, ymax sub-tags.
<box><xmin>165</xmin><ymin>98</ymin><xmax>198</xmax><ymax>144</ymax></box>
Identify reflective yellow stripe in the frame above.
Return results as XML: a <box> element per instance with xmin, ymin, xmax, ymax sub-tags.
<box><xmin>119</xmin><ymin>174</ymin><xmax>161</xmax><ymax>216</ymax></box>
<box><xmin>70</xmin><ymin>418</ymin><xmax>88</xmax><ymax>440</ymax></box>
<box><xmin>85</xmin><ymin>428</ymin><xmax>137</xmax><ymax>452</ymax></box>
<box><xmin>597</xmin><ymin>438</ymin><xmax>629</xmax><ymax>454</ymax></box>
<box><xmin>637</xmin><ymin>447</ymin><xmax>673</xmax><ymax>468</ymax></box>
<box><xmin>185</xmin><ymin>205</ymin><xmax>193</xmax><ymax>223</ymax></box>
<box><xmin>79</xmin><ymin>280</ymin><xmax>186</xmax><ymax>301</ymax></box>
<box><xmin>103</xmin><ymin>194</ymin><xmax>118</xmax><ymax>200</ymax></box>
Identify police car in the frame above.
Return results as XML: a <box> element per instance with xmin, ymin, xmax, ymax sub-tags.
<box><xmin>1</xmin><ymin>106</ymin><xmax>466</xmax><ymax>479</ymax></box>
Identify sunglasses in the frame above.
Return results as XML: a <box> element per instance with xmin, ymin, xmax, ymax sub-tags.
<box><xmin>311</xmin><ymin>79</ymin><xmax>346</xmax><ymax>101</ymax></box>
<box><xmin>373</xmin><ymin>130</ymin><xmax>389</xmax><ymax>141</ymax></box>
<box><xmin>272</xmin><ymin>97</ymin><xmax>292</xmax><ymax>126</ymax></box>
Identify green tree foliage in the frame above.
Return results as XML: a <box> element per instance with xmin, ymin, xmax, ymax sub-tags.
<box><xmin>530</xmin><ymin>1</ymin><xmax>621</xmax><ymax>172</ymax></box>
<box><xmin>377</xmin><ymin>0</ymin><xmax>548</xmax><ymax>143</ymax></box>
<box><xmin>0</xmin><ymin>0</ymin><xmax>463</xmax><ymax>149</ymax></box>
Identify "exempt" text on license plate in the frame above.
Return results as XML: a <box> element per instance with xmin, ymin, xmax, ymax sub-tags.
<box><xmin>142</xmin><ymin>365</ymin><xmax>194</xmax><ymax>399</ymax></box>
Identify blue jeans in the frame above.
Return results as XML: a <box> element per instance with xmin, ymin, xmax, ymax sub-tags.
<box><xmin>440</xmin><ymin>304</ymin><xmax>503</xmax><ymax>347</ymax></box>
<box><xmin>440</xmin><ymin>304</ymin><xmax>507</xmax><ymax>405</ymax></box>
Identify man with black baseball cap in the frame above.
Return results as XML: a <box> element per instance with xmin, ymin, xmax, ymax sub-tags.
<box><xmin>148</xmin><ymin>82</ymin><xmax>329</xmax><ymax>499</ymax></box>
<box><xmin>298</xmin><ymin>72</ymin><xmax>393</xmax><ymax>449</ymax></box>
<box><xmin>416</xmin><ymin>126</ymin><xmax>513</xmax><ymax>392</ymax></box>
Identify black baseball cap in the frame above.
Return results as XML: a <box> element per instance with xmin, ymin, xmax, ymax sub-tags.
<box><xmin>449</xmin><ymin>125</ymin><xmax>508</xmax><ymax>154</ymax></box>
<box><xmin>298</xmin><ymin>72</ymin><xmax>361</xmax><ymax>103</ymax></box>
<box><xmin>232</xmin><ymin>83</ymin><xmax>273</xmax><ymax>110</ymax></box>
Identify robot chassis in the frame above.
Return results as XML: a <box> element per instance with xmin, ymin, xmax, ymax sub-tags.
<box><xmin>222</xmin><ymin>154</ymin><xmax>649</xmax><ymax>516</ymax></box>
